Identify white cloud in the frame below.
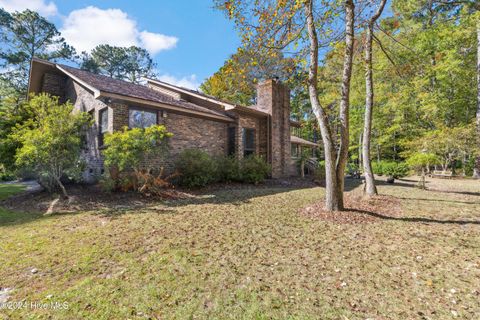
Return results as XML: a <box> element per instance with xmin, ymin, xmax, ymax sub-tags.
<box><xmin>139</xmin><ymin>31</ymin><xmax>178</xmax><ymax>55</ymax></box>
<box><xmin>0</xmin><ymin>0</ymin><xmax>57</xmax><ymax>16</ymax></box>
<box><xmin>157</xmin><ymin>74</ymin><xmax>200</xmax><ymax>90</ymax></box>
<box><xmin>60</xmin><ymin>6</ymin><xmax>178</xmax><ymax>55</ymax></box>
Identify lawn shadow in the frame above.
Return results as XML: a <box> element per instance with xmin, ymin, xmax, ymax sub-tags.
<box><xmin>0</xmin><ymin>179</ymin><xmax>320</xmax><ymax>226</ymax></box>
<box><xmin>396</xmin><ymin>196</ymin><xmax>480</xmax><ymax>205</ymax></box>
<box><xmin>164</xmin><ymin>182</ymin><xmax>319</xmax><ymax>208</ymax></box>
<box><xmin>348</xmin><ymin>208</ymin><xmax>480</xmax><ymax>225</ymax></box>
<box><xmin>377</xmin><ymin>177</ymin><xmax>480</xmax><ymax>197</ymax></box>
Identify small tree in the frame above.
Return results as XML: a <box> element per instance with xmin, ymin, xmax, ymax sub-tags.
<box><xmin>296</xmin><ymin>147</ymin><xmax>311</xmax><ymax>179</ymax></box>
<box><xmin>13</xmin><ymin>94</ymin><xmax>91</xmax><ymax>197</ymax></box>
<box><xmin>102</xmin><ymin>125</ymin><xmax>172</xmax><ymax>190</ymax></box>
<box><xmin>406</xmin><ymin>153</ymin><xmax>440</xmax><ymax>189</ymax></box>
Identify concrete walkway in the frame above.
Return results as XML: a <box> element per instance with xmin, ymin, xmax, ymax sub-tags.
<box><xmin>1</xmin><ymin>179</ymin><xmax>43</xmax><ymax>193</ymax></box>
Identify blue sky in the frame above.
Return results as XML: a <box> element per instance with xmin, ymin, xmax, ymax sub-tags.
<box><xmin>0</xmin><ymin>0</ymin><xmax>241</xmax><ymax>88</ymax></box>
<box><xmin>0</xmin><ymin>0</ymin><xmax>394</xmax><ymax>89</ymax></box>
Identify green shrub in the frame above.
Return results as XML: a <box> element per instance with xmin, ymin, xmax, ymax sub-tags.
<box><xmin>102</xmin><ymin>125</ymin><xmax>172</xmax><ymax>191</ymax></box>
<box><xmin>464</xmin><ymin>157</ymin><xmax>475</xmax><ymax>176</ymax></box>
<box><xmin>12</xmin><ymin>94</ymin><xmax>92</xmax><ymax>197</ymax></box>
<box><xmin>372</xmin><ymin>161</ymin><xmax>409</xmax><ymax>178</ymax></box>
<box><xmin>372</xmin><ymin>161</ymin><xmax>384</xmax><ymax>175</ymax></box>
<box><xmin>346</xmin><ymin>162</ymin><xmax>359</xmax><ymax>175</ymax></box>
<box><xmin>382</xmin><ymin>162</ymin><xmax>409</xmax><ymax>178</ymax></box>
<box><xmin>175</xmin><ymin>149</ymin><xmax>218</xmax><ymax>188</ymax></box>
<box><xmin>239</xmin><ymin>155</ymin><xmax>270</xmax><ymax>184</ymax></box>
<box><xmin>314</xmin><ymin>160</ymin><xmax>326</xmax><ymax>180</ymax></box>
<box><xmin>216</xmin><ymin>156</ymin><xmax>241</xmax><ymax>182</ymax></box>
<box><xmin>0</xmin><ymin>171</ymin><xmax>16</xmax><ymax>181</ymax></box>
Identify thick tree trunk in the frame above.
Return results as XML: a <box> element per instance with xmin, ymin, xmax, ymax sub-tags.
<box><xmin>474</xmin><ymin>21</ymin><xmax>480</xmax><ymax>178</ymax></box>
<box><xmin>305</xmin><ymin>0</ymin><xmax>349</xmax><ymax>211</ymax></box>
<box><xmin>362</xmin><ymin>0</ymin><xmax>386</xmax><ymax>196</ymax></box>
<box><xmin>335</xmin><ymin>0</ymin><xmax>355</xmax><ymax>209</ymax></box>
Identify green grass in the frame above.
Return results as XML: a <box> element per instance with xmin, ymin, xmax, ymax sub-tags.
<box><xmin>0</xmin><ymin>183</ymin><xmax>25</xmax><ymax>200</ymax></box>
<box><xmin>0</xmin><ymin>178</ymin><xmax>479</xmax><ymax>319</ymax></box>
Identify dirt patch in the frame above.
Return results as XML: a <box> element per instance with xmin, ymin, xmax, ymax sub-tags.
<box><xmin>301</xmin><ymin>194</ymin><xmax>403</xmax><ymax>224</ymax></box>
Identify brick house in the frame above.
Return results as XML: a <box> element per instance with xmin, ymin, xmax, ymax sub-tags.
<box><xmin>28</xmin><ymin>58</ymin><xmax>319</xmax><ymax>182</ymax></box>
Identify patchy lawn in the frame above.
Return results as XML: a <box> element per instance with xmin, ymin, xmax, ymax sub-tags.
<box><xmin>0</xmin><ymin>177</ymin><xmax>479</xmax><ymax>319</ymax></box>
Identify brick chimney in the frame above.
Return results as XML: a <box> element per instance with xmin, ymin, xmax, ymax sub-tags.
<box><xmin>256</xmin><ymin>79</ymin><xmax>291</xmax><ymax>178</ymax></box>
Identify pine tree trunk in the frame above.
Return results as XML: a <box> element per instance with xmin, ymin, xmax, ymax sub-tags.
<box><xmin>474</xmin><ymin>21</ymin><xmax>480</xmax><ymax>178</ymax></box>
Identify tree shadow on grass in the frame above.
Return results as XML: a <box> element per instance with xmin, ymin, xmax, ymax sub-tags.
<box><xmin>395</xmin><ymin>196</ymin><xmax>479</xmax><ymax>205</ymax></box>
<box><xmin>0</xmin><ymin>181</ymin><xmax>320</xmax><ymax>226</ymax></box>
<box><xmin>347</xmin><ymin>208</ymin><xmax>480</xmax><ymax>225</ymax></box>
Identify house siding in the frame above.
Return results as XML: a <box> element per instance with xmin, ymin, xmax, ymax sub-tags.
<box><xmin>109</xmin><ymin>104</ymin><xmax>228</xmax><ymax>173</ymax></box>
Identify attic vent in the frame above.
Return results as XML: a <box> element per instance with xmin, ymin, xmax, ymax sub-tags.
<box><xmin>147</xmin><ymin>84</ymin><xmax>182</xmax><ymax>100</ymax></box>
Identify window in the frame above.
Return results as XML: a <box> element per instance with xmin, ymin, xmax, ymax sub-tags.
<box><xmin>129</xmin><ymin>108</ymin><xmax>158</xmax><ymax>128</ymax></box>
<box><xmin>98</xmin><ymin>108</ymin><xmax>108</xmax><ymax>147</ymax></box>
<box><xmin>243</xmin><ymin>128</ymin><xmax>255</xmax><ymax>157</ymax></box>
<box><xmin>227</xmin><ymin>127</ymin><xmax>236</xmax><ymax>156</ymax></box>
<box><xmin>291</xmin><ymin>144</ymin><xmax>299</xmax><ymax>158</ymax></box>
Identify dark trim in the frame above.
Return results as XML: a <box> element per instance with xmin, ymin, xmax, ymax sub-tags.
<box><xmin>98</xmin><ymin>107</ymin><xmax>109</xmax><ymax>147</ymax></box>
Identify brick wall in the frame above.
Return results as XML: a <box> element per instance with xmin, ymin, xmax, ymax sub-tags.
<box><xmin>256</xmin><ymin>79</ymin><xmax>291</xmax><ymax>178</ymax></box>
<box><xmin>162</xmin><ymin>112</ymin><xmax>228</xmax><ymax>171</ymax></box>
<box><xmin>41</xmin><ymin>73</ymin><xmax>67</xmax><ymax>102</ymax></box>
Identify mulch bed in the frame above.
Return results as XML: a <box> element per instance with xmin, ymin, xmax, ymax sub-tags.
<box><xmin>300</xmin><ymin>194</ymin><xmax>403</xmax><ymax>224</ymax></box>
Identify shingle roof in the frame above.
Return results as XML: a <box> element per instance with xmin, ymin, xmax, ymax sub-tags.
<box><xmin>57</xmin><ymin>64</ymin><xmax>231</xmax><ymax>119</ymax></box>
<box><xmin>146</xmin><ymin>78</ymin><xmax>270</xmax><ymax>117</ymax></box>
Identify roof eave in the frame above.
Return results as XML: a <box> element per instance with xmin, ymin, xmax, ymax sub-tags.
<box><xmin>146</xmin><ymin>78</ymin><xmax>237</xmax><ymax>110</ymax></box>
<box><xmin>98</xmin><ymin>91</ymin><xmax>234</xmax><ymax>123</ymax></box>
<box><xmin>55</xmin><ymin>64</ymin><xmax>101</xmax><ymax>98</ymax></box>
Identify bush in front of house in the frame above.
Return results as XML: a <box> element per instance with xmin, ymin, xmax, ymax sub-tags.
<box><xmin>175</xmin><ymin>151</ymin><xmax>270</xmax><ymax>187</ymax></box>
<box><xmin>239</xmin><ymin>155</ymin><xmax>271</xmax><ymax>184</ymax></box>
<box><xmin>216</xmin><ymin>155</ymin><xmax>242</xmax><ymax>182</ymax></box>
<box><xmin>102</xmin><ymin>125</ymin><xmax>173</xmax><ymax>193</ymax></box>
<box><xmin>175</xmin><ymin>149</ymin><xmax>218</xmax><ymax>188</ymax></box>
<box><xmin>12</xmin><ymin>94</ymin><xmax>92</xmax><ymax>198</ymax></box>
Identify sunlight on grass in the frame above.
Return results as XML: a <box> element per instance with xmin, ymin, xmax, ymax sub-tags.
<box><xmin>0</xmin><ymin>184</ymin><xmax>25</xmax><ymax>200</ymax></box>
